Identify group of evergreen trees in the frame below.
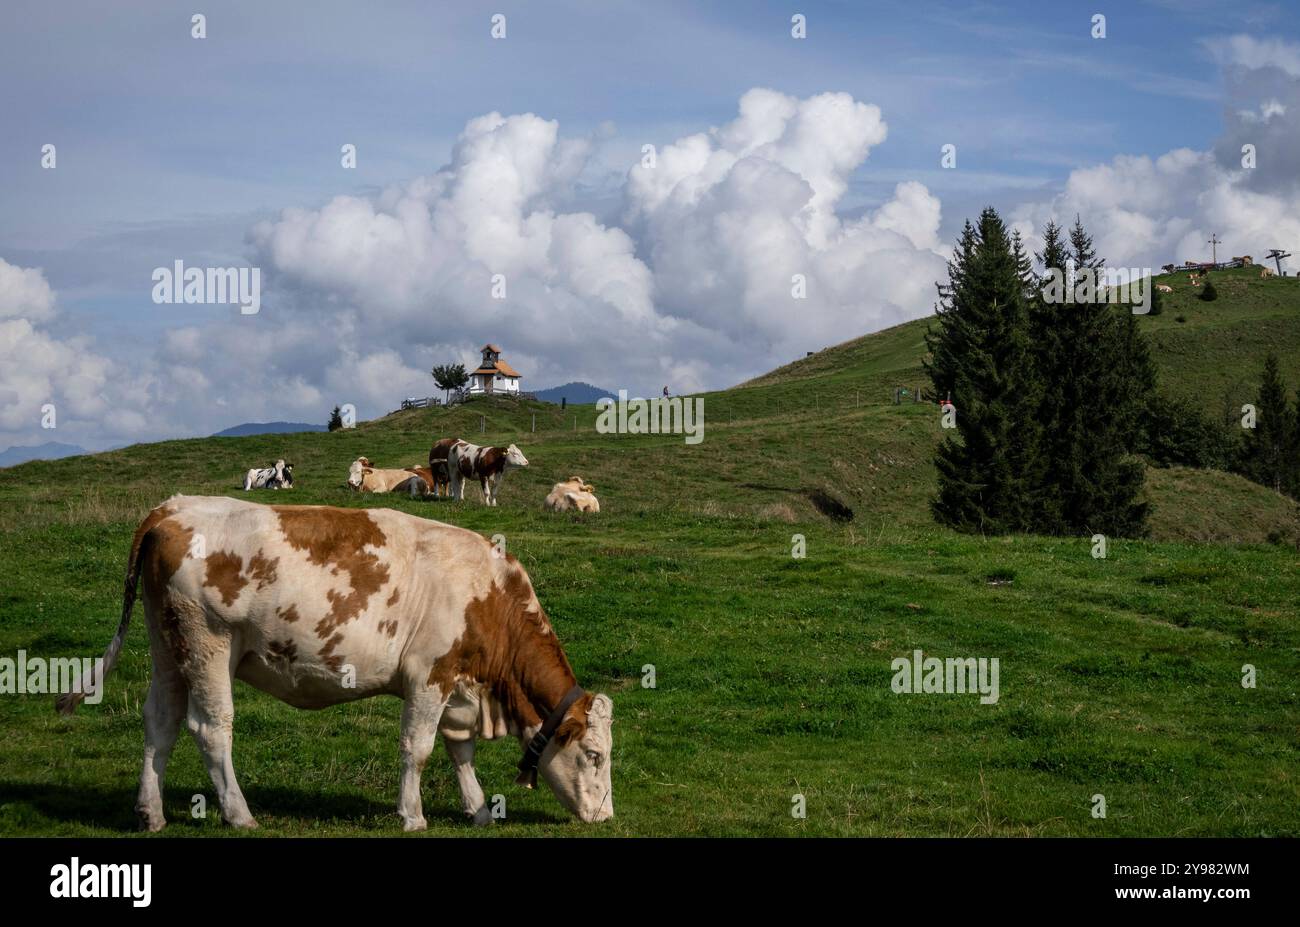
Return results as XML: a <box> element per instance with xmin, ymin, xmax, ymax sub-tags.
<box><xmin>925</xmin><ymin>208</ymin><xmax>1156</xmax><ymax>537</ymax></box>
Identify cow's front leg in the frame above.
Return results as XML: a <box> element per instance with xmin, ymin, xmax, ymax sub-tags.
<box><xmin>397</xmin><ymin>690</ymin><xmax>447</xmax><ymax>831</ymax></box>
<box><xmin>444</xmin><ymin>737</ymin><xmax>491</xmax><ymax>826</ymax></box>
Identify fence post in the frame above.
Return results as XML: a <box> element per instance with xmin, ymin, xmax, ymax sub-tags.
<box><xmin>480</xmin><ymin>415</ymin><xmax>485</xmax><ymax>433</ymax></box>
<box><xmin>573</xmin><ymin>415</ymin><xmax>577</xmax><ymax>432</ymax></box>
<box><xmin>532</xmin><ymin>414</ymin><xmax>536</xmax><ymax>433</ymax></box>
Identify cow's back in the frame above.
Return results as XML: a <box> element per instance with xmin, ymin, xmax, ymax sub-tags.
<box><xmin>429</xmin><ymin>437</ymin><xmax>459</xmax><ymax>474</ymax></box>
<box><xmin>137</xmin><ymin>496</ymin><xmax>510</xmax><ymax>708</ymax></box>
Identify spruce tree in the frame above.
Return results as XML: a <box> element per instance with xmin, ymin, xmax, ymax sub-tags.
<box><xmin>1241</xmin><ymin>354</ymin><xmax>1293</xmax><ymax>494</ymax></box>
<box><xmin>1290</xmin><ymin>386</ymin><xmax>1300</xmax><ymax>499</ymax></box>
<box><xmin>1068</xmin><ymin>214</ymin><xmax>1100</xmax><ymax>269</ymax></box>
<box><xmin>1032</xmin><ymin>216</ymin><xmax>1149</xmax><ymax>536</ymax></box>
<box><xmin>1037</xmin><ymin>220</ymin><xmax>1069</xmax><ymax>277</ymax></box>
<box><xmin>925</xmin><ymin>207</ymin><xmax>1043</xmax><ymax>533</ymax></box>
<box><xmin>1028</xmin><ymin>220</ymin><xmax>1070</xmax><ymax>530</ymax></box>
<box><xmin>1094</xmin><ymin>303</ymin><xmax>1155</xmax><ymax>533</ymax></box>
<box><xmin>327</xmin><ymin>405</ymin><xmax>344</xmax><ymax>432</ymax></box>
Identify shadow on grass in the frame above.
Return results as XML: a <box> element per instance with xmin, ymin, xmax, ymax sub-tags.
<box><xmin>732</xmin><ymin>480</ymin><xmax>856</xmax><ymax>521</ymax></box>
<box><xmin>0</xmin><ymin>781</ymin><xmax>568</xmax><ymax>833</ymax></box>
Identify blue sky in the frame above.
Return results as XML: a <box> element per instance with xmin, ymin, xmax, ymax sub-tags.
<box><xmin>2</xmin><ymin>0</ymin><xmax>1298</xmax><ymax>449</ymax></box>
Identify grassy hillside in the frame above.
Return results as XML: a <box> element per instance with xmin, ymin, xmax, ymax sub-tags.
<box><xmin>749</xmin><ymin>265</ymin><xmax>1300</xmax><ymax>420</ymax></box>
<box><xmin>1</xmin><ymin>271</ymin><xmax>1297</xmax><ymax>837</ymax></box>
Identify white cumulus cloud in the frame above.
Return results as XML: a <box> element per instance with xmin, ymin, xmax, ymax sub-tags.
<box><xmin>0</xmin><ymin>258</ymin><xmax>156</xmax><ymax>448</ymax></box>
<box><xmin>245</xmin><ymin>88</ymin><xmax>946</xmax><ymax>400</ymax></box>
<box><xmin>1014</xmin><ymin>36</ymin><xmax>1300</xmax><ymax>275</ymax></box>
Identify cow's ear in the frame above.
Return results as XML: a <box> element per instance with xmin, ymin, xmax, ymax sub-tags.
<box><xmin>590</xmin><ymin>693</ymin><xmax>613</xmax><ymax>720</ymax></box>
<box><xmin>555</xmin><ymin>714</ymin><xmax>586</xmax><ymax>746</ymax></box>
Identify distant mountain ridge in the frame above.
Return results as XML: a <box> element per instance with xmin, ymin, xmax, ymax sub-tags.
<box><xmin>0</xmin><ymin>441</ymin><xmax>88</xmax><ymax>468</ymax></box>
<box><xmin>212</xmin><ymin>422</ymin><xmax>327</xmax><ymax>438</ymax></box>
<box><xmin>532</xmin><ymin>382</ymin><xmax>616</xmax><ymax>405</ymax></box>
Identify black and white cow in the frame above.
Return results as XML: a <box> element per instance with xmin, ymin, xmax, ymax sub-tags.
<box><xmin>242</xmin><ymin>460</ymin><xmax>294</xmax><ymax>491</ymax></box>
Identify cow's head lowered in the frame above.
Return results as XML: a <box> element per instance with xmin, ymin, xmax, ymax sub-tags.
<box><xmin>538</xmin><ymin>693</ymin><xmax>614</xmax><ymax>822</ymax></box>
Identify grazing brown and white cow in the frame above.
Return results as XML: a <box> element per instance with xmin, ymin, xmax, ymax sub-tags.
<box><xmin>447</xmin><ymin>441</ymin><xmax>528</xmax><ymax>506</ymax></box>
<box><xmin>56</xmin><ymin>495</ymin><xmax>614</xmax><ymax>830</ymax></box>
<box><xmin>1155</xmin><ymin>284</ymin><xmax>1173</xmax><ymax>294</ymax></box>
<box><xmin>544</xmin><ymin>476</ymin><xmax>600</xmax><ymax>513</ymax></box>
<box><xmin>347</xmin><ymin>457</ymin><xmax>427</xmax><ymax>494</ymax></box>
<box><xmin>427</xmin><ymin>437</ymin><xmax>460</xmax><ymax>497</ymax></box>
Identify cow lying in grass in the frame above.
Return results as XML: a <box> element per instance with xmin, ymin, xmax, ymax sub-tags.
<box><xmin>447</xmin><ymin>441</ymin><xmax>529</xmax><ymax>506</ymax></box>
<box><xmin>57</xmin><ymin>495</ymin><xmax>615</xmax><ymax>830</ymax></box>
<box><xmin>544</xmin><ymin>476</ymin><xmax>600</xmax><ymax>513</ymax></box>
<box><xmin>347</xmin><ymin>457</ymin><xmax>430</xmax><ymax>494</ymax></box>
<box><xmin>396</xmin><ymin>466</ymin><xmax>436</xmax><ymax>498</ymax></box>
<box><xmin>243</xmin><ymin>460</ymin><xmax>293</xmax><ymax>491</ymax></box>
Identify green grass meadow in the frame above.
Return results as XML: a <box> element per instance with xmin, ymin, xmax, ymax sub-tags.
<box><xmin>1</xmin><ymin>268</ymin><xmax>1298</xmax><ymax>836</ymax></box>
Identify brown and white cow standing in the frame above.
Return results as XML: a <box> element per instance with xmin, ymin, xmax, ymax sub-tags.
<box><xmin>447</xmin><ymin>441</ymin><xmax>529</xmax><ymax>506</ymax></box>
<box><xmin>57</xmin><ymin>495</ymin><xmax>614</xmax><ymax>830</ymax></box>
<box><xmin>427</xmin><ymin>437</ymin><xmax>460</xmax><ymax>497</ymax></box>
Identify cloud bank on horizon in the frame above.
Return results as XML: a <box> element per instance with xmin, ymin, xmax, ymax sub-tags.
<box><xmin>4</xmin><ymin>32</ymin><xmax>1300</xmax><ymax>452</ymax></box>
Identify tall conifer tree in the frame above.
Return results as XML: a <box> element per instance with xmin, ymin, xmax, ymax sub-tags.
<box><xmin>1032</xmin><ymin>215</ymin><xmax>1149</xmax><ymax>535</ymax></box>
<box><xmin>925</xmin><ymin>207</ymin><xmax>1042</xmax><ymax>533</ymax></box>
<box><xmin>1290</xmin><ymin>386</ymin><xmax>1300</xmax><ymax>499</ymax></box>
<box><xmin>1241</xmin><ymin>354</ymin><xmax>1294</xmax><ymax>494</ymax></box>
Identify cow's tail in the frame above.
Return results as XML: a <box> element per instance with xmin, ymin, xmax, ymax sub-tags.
<box><xmin>56</xmin><ymin>506</ymin><xmax>159</xmax><ymax>716</ymax></box>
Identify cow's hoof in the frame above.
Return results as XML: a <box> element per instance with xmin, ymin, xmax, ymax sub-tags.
<box><xmin>136</xmin><ymin>813</ymin><xmax>167</xmax><ymax>833</ymax></box>
<box><xmin>225</xmin><ymin>814</ymin><xmax>259</xmax><ymax>830</ymax></box>
<box><xmin>470</xmin><ymin>806</ymin><xmax>492</xmax><ymax>828</ymax></box>
<box><xmin>402</xmin><ymin>815</ymin><xmax>428</xmax><ymax>832</ymax></box>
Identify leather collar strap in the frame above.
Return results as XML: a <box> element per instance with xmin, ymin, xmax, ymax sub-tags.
<box><xmin>515</xmin><ymin>685</ymin><xmax>586</xmax><ymax>789</ymax></box>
